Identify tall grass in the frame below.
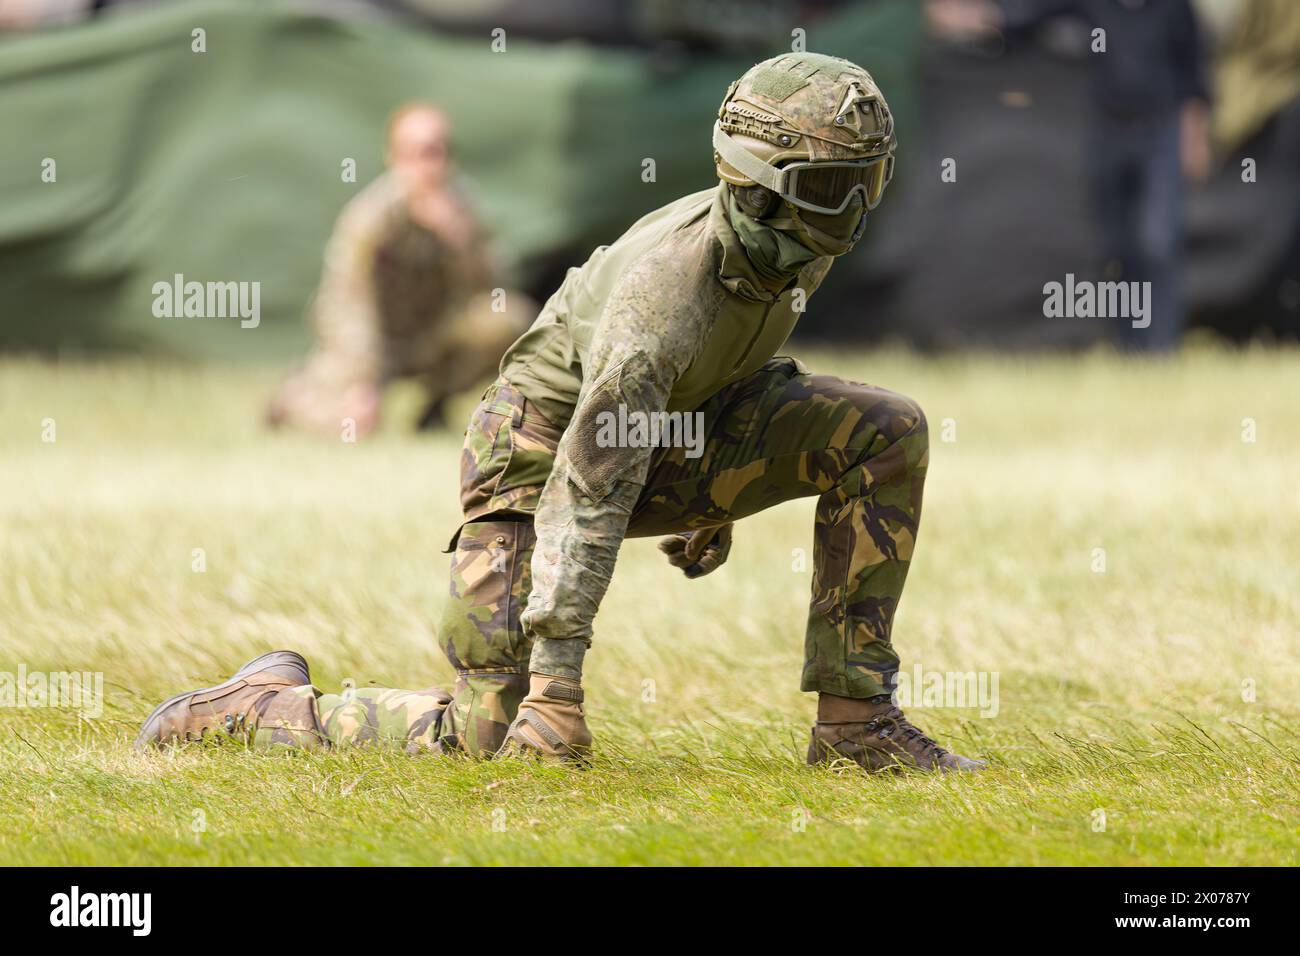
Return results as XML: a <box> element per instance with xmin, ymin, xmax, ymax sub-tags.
<box><xmin>1</xmin><ymin>346</ymin><xmax>1296</xmax><ymax>865</ymax></box>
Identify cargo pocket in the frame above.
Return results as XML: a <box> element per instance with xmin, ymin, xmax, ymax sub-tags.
<box><xmin>495</xmin><ymin>408</ymin><xmax>563</xmax><ymax>499</ymax></box>
<box><xmin>441</xmin><ymin>519</ymin><xmax>537</xmax><ymax>672</ymax></box>
<box><xmin>459</xmin><ymin>402</ymin><xmax>515</xmax><ymax>518</ymax></box>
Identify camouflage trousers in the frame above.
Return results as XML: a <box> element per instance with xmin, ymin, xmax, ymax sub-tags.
<box><xmin>284</xmin><ymin>357</ymin><xmax>928</xmax><ymax>755</ymax></box>
<box><xmin>256</xmin><ymin>684</ymin><xmax>461</xmax><ymax>754</ymax></box>
<box><xmin>431</xmin><ymin>355</ymin><xmax>930</xmax><ymax>756</ymax></box>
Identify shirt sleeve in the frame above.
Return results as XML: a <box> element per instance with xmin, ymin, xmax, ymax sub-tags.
<box><xmin>519</xmin><ymin>245</ymin><xmax>723</xmax><ymax>645</ymax></box>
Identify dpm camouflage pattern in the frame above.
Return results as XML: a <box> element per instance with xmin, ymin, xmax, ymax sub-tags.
<box><xmin>210</xmin><ymin>634</ymin><xmax>548</xmax><ymax>758</ymax></box>
<box><xmin>311</xmin><ymin>684</ymin><xmax>460</xmax><ymax>754</ymax></box>
<box><xmin>213</xmin><ymin>684</ymin><xmax>459</xmax><ymax>754</ymax></box>
<box><xmin>434</xmin><ymin>356</ymin><xmax>928</xmax><ymax>753</ymax></box>
<box><xmin>248</xmin><ymin>684</ymin><xmax>461</xmax><ymax>754</ymax></box>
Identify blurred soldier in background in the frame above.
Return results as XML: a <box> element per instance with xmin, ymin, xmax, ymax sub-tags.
<box><xmin>266</xmin><ymin>103</ymin><xmax>534</xmax><ymax>435</ymax></box>
<box><xmin>0</xmin><ymin>0</ymin><xmax>97</xmax><ymax>30</ymax></box>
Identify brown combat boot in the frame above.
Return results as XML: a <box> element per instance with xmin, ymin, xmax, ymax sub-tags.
<box><xmin>135</xmin><ymin>650</ymin><xmax>327</xmax><ymax>750</ymax></box>
<box><xmin>499</xmin><ymin>674</ymin><xmax>592</xmax><ymax>763</ymax></box>
<box><xmin>808</xmin><ymin>693</ymin><xmax>987</xmax><ymax>773</ymax></box>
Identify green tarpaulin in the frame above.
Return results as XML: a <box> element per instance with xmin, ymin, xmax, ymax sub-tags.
<box><xmin>0</xmin><ymin>0</ymin><xmax>918</xmax><ymax>358</ymax></box>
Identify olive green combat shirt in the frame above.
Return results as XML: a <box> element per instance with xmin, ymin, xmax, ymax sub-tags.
<box><xmin>506</xmin><ymin>184</ymin><xmax>834</xmax><ymax>647</ymax></box>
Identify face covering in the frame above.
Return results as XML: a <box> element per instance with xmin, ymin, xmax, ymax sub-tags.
<box><xmin>768</xmin><ymin>193</ymin><xmax>868</xmax><ymax>258</ymax></box>
<box><xmin>726</xmin><ymin>190</ymin><xmax>867</xmax><ymax>284</ymax></box>
<box><xmin>726</xmin><ymin>190</ymin><xmax>822</xmax><ymax>285</ymax></box>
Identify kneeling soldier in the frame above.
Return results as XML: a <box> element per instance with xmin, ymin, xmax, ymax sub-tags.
<box><xmin>140</xmin><ymin>54</ymin><xmax>985</xmax><ymax>774</ymax></box>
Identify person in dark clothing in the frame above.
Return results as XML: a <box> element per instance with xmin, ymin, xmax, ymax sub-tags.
<box><xmin>928</xmin><ymin>0</ymin><xmax>1211</xmax><ymax>349</ymax></box>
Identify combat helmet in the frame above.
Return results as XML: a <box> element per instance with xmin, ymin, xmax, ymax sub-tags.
<box><xmin>713</xmin><ymin>52</ymin><xmax>896</xmax><ymax>216</ymax></box>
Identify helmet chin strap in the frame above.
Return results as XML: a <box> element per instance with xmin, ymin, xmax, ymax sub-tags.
<box><xmin>850</xmin><ymin>206</ymin><xmax>869</xmax><ymax>243</ymax></box>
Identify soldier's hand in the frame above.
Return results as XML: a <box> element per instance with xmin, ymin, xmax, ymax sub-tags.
<box><xmin>658</xmin><ymin>524</ymin><xmax>733</xmax><ymax>579</ymax></box>
<box><xmin>340</xmin><ymin>382</ymin><xmax>381</xmax><ymax>436</ymax></box>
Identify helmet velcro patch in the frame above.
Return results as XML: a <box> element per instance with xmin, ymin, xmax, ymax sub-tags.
<box><xmin>749</xmin><ymin>66</ymin><xmax>810</xmax><ymax>102</ymax></box>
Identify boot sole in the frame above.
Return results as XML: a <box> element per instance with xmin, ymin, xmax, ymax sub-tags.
<box><xmin>133</xmin><ymin>650</ymin><xmax>310</xmax><ymax>750</ymax></box>
<box><xmin>808</xmin><ymin>730</ymin><xmax>988</xmax><ymax>774</ymax></box>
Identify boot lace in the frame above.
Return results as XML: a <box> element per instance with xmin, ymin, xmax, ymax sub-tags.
<box><xmin>865</xmin><ymin>694</ymin><xmax>946</xmax><ymax>757</ymax></box>
<box><xmin>215</xmin><ymin>690</ymin><xmax>279</xmax><ymax>742</ymax></box>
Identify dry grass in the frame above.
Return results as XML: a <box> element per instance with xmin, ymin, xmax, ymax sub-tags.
<box><xmin>1</xmin><ymin>345</ymin><xmax>1297</xmax><ymax>865</ymax></box>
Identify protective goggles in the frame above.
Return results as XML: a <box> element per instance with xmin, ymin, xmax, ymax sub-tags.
<box><xmin>714</xmin><ymin>122</ymin><xmax>894</xmax><ymax>214</ymax></box>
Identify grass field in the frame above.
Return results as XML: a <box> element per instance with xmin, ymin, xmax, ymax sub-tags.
<box><xmin>1</xmin><ymin>345</ymin><xmax>1297</xmax><ymax>866</ymax></box>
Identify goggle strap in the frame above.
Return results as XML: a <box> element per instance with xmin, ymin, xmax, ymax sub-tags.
<box><xmin>712</xmin><ymin>123</ymin><xmax>785</xmax><ymax>194</ymax></box>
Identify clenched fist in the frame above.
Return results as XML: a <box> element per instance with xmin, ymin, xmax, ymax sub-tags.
<box><xmin>658</xmin><ymin>524</ymin><xmax>733</xmax><ymax>579</ymax></box>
